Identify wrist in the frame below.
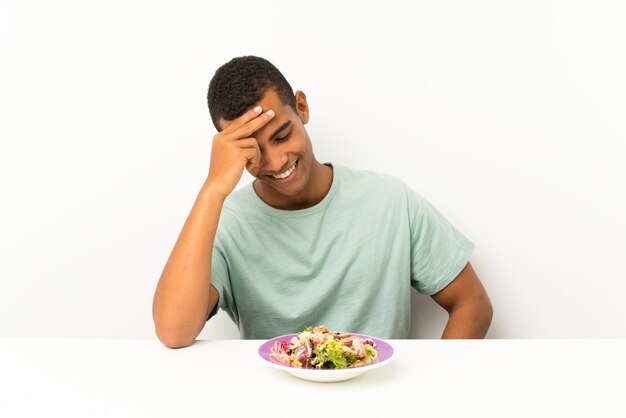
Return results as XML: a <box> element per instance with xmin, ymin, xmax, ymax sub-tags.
<box><xmin>200</xmin><ymin>180</ymin><xmax>229</xmax><ymax>202</ymax></box>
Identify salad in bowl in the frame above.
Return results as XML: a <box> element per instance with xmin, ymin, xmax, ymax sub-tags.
<box><xmin>269</xmin><ymin>325</ymin><xmax>379</xmax><ymax>369</ymax></box>
<box><xmin>259</xmin><ymin>326</ymin><xmax>394</xmax><ymax>382</ymax></box>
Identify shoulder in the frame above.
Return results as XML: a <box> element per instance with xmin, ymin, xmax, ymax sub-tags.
<box><xmin>334</xmin><ymin>163</ymin><xmax>408</xmax><ymax>198</ymax></box>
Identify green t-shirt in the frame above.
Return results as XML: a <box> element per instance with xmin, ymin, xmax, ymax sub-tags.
<box><xmin>209</xmin><ymin>162</ymin><xmax>474</xmax><ymax>339</ymax></box>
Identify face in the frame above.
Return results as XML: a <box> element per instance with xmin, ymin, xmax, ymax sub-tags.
<box><xmin>219</xmin><ymin>89</ymin><xmax>315</xmax><ymax>199</ymax></box>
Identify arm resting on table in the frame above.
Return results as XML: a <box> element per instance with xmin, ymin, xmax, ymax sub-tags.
<box><xmin>152</xmin><ymin>183</ymin><xmax>225</xmax><ymax>349</ymax></box>
<box><xmin>431</xmin><ymin>261</ymin><xmax>493</xmax><ymax>339</ymax></box>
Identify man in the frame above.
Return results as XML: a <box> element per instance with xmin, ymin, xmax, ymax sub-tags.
<box><xmin>152</xmin><ymin>56</ymin><xmax>493</xmax><ymax>348</ymax></box>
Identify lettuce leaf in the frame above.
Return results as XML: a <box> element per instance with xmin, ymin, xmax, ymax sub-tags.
<box><xmin>313</xmin><ymin>339</ymin><xmax>348</xmax><ymax>369</ymax></box>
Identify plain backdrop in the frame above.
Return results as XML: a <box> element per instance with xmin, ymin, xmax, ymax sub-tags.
<box><xmin>1</xmin><ymin>0</ymin><xmax>625</xmax><ymax>340</ymax></box>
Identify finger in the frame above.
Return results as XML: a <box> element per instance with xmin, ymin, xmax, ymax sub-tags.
<box><xmin>241</xmin><ymin>147</ymin><xmax>260</xmax><ymax>170</ymax></box>
<box><xmin>220</xmin><ymin>106</ymin><xmax>262</xmax><ymax>135</ymax></box>
<box><xmin>237</xmin><ymin>138</ymin><xmax>262</xmax><ymax>171</ymax></box>
<box><xmin>248</xmin><ymin>139</ymin><xmax>262</xmax><ymax>172</ymax></box>
<box><xmin>236</xmin><ymin>137</ymin><xmax>259</xmax><ymax>149</ymax></box>
<box><xmin>221</xmin><ymin>105</ymin><xmax>264</xmax><ymax>136</ymax></box>
<box><xmin>227</xmin><ymin>109</ymin><xmax>275</xmax><ymax>141</ymax></box>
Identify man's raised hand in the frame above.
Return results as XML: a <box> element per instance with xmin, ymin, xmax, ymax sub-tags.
<box><xmin>206</xmin><ymin>106</ymin><xmax>275</xmax><ymax>198</ymax></box>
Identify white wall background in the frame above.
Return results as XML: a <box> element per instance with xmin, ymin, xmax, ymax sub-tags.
<box><xmin>1</xmin><ymin>0</ymin><xmax>625</xmax><ymax>340</ymax></box>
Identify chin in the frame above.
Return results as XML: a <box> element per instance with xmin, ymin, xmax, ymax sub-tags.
<box><xmin>267</xmin><ymin>181</ymin><xmax>303</xmax><ymax>196</ymax></box>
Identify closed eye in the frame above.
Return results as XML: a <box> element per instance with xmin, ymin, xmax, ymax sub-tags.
<box><xmin>275</xmin><ymin>131</ymin><xmax>292</xmax><ymax>143</ymax></box>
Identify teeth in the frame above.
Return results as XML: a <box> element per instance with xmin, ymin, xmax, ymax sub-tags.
<box><xmin>271</xmin><ymin>161</ymin><xmax>296</xmax><ymax>179</ymax></box>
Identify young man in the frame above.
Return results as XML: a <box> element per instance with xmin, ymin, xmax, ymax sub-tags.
<box><xmin>152</xmin><ymin>56</ymin><xmax>493</xmax><ymax>347</ymax></box>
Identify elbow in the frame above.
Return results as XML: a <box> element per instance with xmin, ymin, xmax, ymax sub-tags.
<box><xmin>153</xmin><ymin>318</ymin><xmax>198</xmax><ymax>349</ymax></box>
<box><xmin>485</xmin><ymin>304</ymin><xmax>494</xmax><ymax>330</ymax></box>
<box><xmin>156</xmin><ymin>328</ymin><xmax>196</xmax><ymax>349</ymax></box>
<box><xmin>480</xmin><ymin>296</ymin><xmax>494</xmax><ymax>332</ymax></box>
<box><xmin>152</xmin><ymin>306</ymin><xmax>203</xmax><ymax>349</ymax></box>
<box><xmin>479</xmin><ymin>292</ymin><xmax>494</xmax><ymax>325</ymax></box>
<box><xmin>459</xmin><ymin>294</ymin><xmax>494</xmax><ymax>335</ymax></box>
<box><xmin>163</xmin><ymin>339</ymin><xmax>195</xmax><ymax>349</ymax></box>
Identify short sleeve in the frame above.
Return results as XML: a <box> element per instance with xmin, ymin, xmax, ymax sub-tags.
<box><xmin>405</xmin><ymin>183</ymin><xmax>475</xmax><ymax>295</ymax></box>
<box><xmin>207</xmin><ymin>235</ymin><xmax>237</xmax><ymax>322</ymax></box>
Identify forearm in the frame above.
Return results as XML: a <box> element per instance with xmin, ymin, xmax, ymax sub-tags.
<box><xmin>441</xmin><ymin>303</ymin><xmax>493</xmax><ymax>339</ymax></box>
<box><xmin>152</xmin><ymin>182</ymin><xmax>226</xmax><ymax>347</ymax></box>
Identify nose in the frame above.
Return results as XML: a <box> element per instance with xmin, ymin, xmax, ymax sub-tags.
<box><xmin>261</xmin><ymin>147</ymin><xmax>288</xmax><ymax>173</ymax></box>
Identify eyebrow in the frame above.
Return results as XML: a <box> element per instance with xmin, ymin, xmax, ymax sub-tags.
<box><xmin>269</xmin><ymin>120</ymin><xmax>292</xmax><ymax>141</ymax></box>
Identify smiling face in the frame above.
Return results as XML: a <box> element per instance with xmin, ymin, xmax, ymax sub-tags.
<box><xmin>218</xmin><ymin>88</ymin><xmax>328</xmax><ymax>208</ymax></box>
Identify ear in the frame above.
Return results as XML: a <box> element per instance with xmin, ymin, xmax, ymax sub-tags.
<box><xmin>294</xmin><ymin>90</ymin><xmax>309</xmax><ymax>124</ymax></box>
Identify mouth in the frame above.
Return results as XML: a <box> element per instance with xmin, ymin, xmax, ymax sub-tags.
<box><xmin>267</xmin><ymin>159</ymin><xmax>298</xmax><ymax>183</ymax></box>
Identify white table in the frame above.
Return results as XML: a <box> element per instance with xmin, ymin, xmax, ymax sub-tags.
<box><xmin>1</xmin><ymin>339</ymin><xmax>624</xmax><ymax>417</ymax></box>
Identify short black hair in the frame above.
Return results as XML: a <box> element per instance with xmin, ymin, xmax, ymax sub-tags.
<box><xmin>207</xmin><ymin>55</ymin><xmax>297</xmax><ymax>131</ymax></box>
